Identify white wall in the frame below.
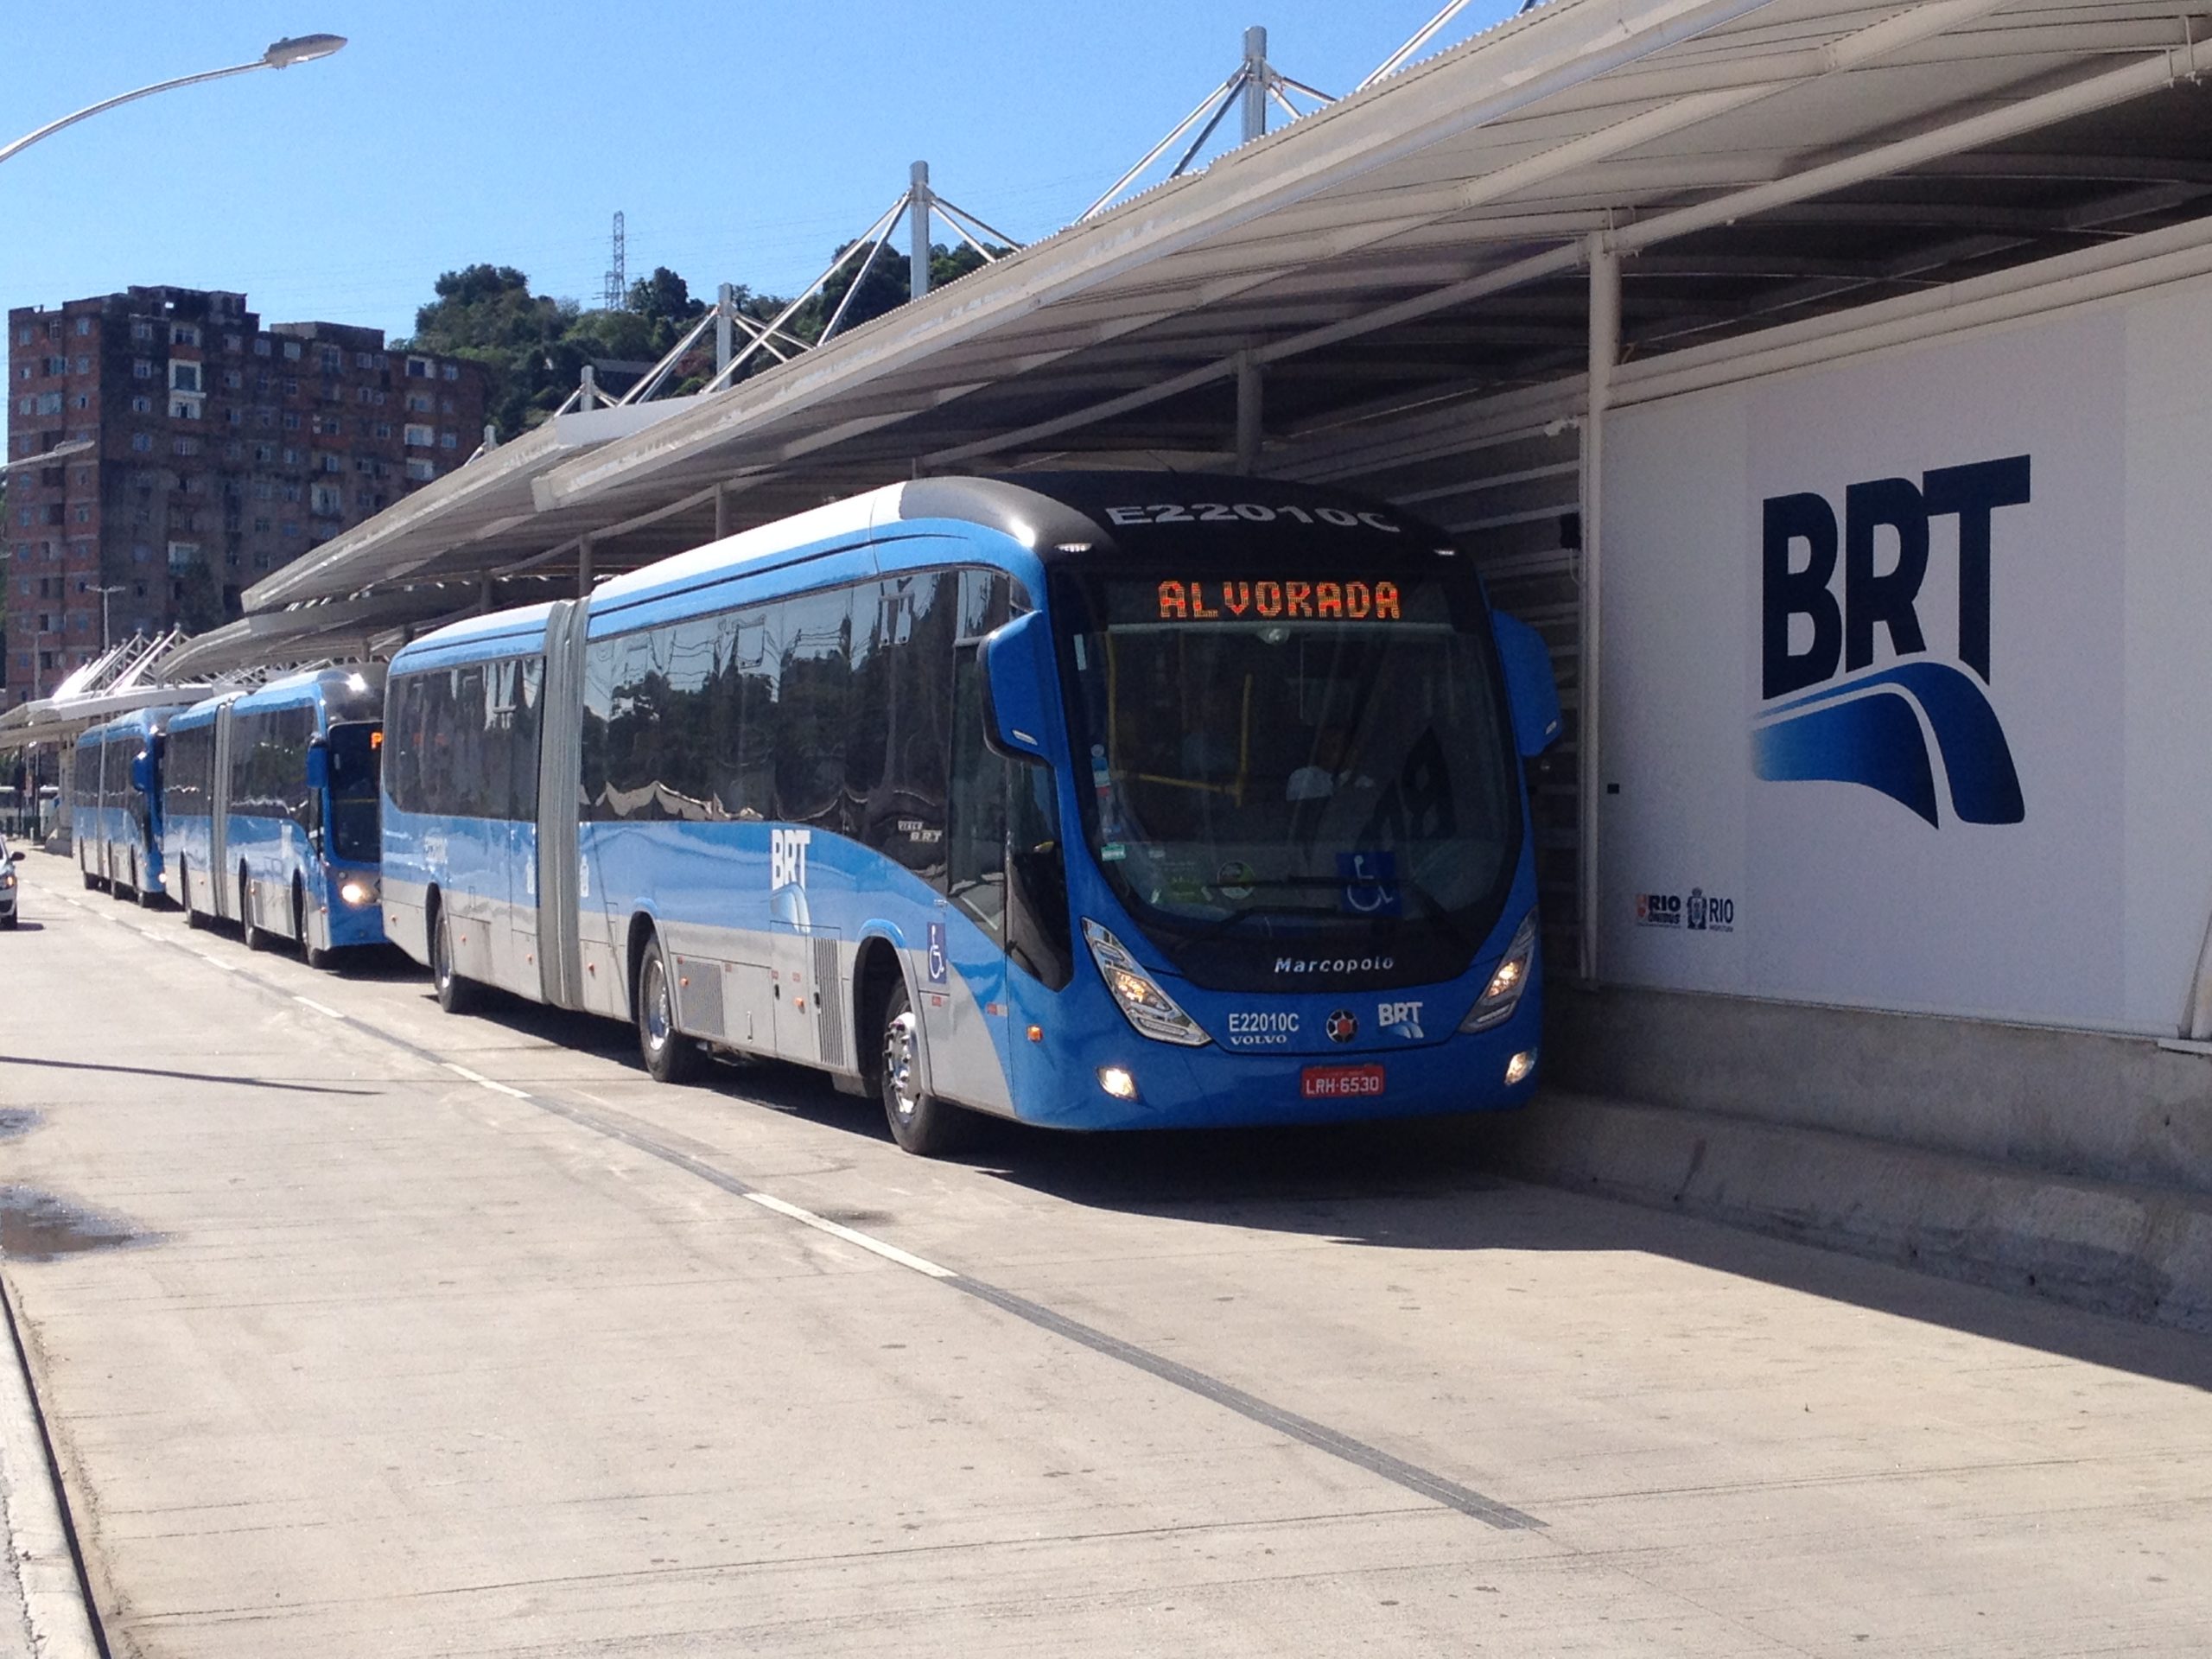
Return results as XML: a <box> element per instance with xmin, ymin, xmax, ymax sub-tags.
<box><xmin>1599</xmin><ymin>276</ymin><xmax>2212</xmax><ymax>1036</ymax></box>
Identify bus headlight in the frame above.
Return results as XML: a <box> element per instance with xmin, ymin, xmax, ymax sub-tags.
<box><xmin>1082</xmin><ymin>919</ymin><xmax>1211</xmax><ymax>1047</ymax></box>
<box><xmin>339</xmin><ymin>877</ymin><xmax>378</xmax><ymax>908</ymax></box>
<box><xmin>1461</xmin><ymin>912</ymin><xmax>1537</xmax><ymax>1033</ymax></box>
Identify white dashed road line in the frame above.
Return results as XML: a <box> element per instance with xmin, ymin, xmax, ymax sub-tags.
<box><xmin>742</xmin><ymin>1191</ymin><xmax>957</xmax><ymax>1280</ymax></box>
<box><xmin>442</xmin><ymin>1062</ymin><xmax>532</xmax><ymax>1101</ymax></box>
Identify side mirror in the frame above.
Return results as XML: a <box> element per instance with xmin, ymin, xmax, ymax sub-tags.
<box><xmin>304</xmin><ymin>736</ymin><xmax>330</xmax><ymax>792</ymax></box>
<box><xmin>130</xmin><ymin>752</ymin><xmax>154</xmax><ymax>794</ymax></box>
<box><xmin>1493</xmin><ymin>612</ymin><xmax>1563</xmax><ymax>757</ymax></box>
<box><xmin>980</xmin><ymin>612</ymin><xmax>1055</xmax><ymax>762</ymax></box>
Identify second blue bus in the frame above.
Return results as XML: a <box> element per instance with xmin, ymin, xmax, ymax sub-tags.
<box><xmin>164</xmin><ymin>668</ymin><xmax>388</xmax><ymax>965</ymax></box>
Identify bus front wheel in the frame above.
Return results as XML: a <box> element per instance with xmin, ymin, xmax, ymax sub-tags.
<box><xmin>431</xmin><ymin>899</ymin><xmax>480</xmax><ymax>1015</ymax></box>
<box><xmin>295</xmin><ymin>881</ymin><xmax>327</xmax><ymax>970</ymax></box>
<box><xmin>181</xmin><ymin>864</ymin><xmax>205</xmax><ymax>928</ymax></box>
<box><xmin>635</xmin><ymin>934</ymin><xmax>704</xmax><ymax>1084</ymax></box>
<box><xmin>877</xmin><ymin>981</ymin><xmax>977</xmax><ymax>1157</ymax></box>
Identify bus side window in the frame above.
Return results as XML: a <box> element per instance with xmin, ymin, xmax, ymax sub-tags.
<box><xmin>947</xmin><ymin>643</ymin><xmax>1006</xmax><ymax>942</ymax></box>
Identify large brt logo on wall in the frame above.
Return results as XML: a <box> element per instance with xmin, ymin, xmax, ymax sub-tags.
<box><xmin>1753</xmin><ymin>455</ymin><xmax>2031</xmax><ymax>827</ymax></box>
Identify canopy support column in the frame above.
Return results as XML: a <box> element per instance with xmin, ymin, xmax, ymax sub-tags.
<box><xmin>1579</xmin><ymin>235</ymin><xmax>1619</xmax><ymax>985</ymax></box>
<box><xmin>1242</xmin><ymin>28</ymin><xmax>1268</xmax><ymax>142</ymax></box>
<box><xmin>910</xmin><ymin>161</ymin><xmax>933</xmax><ymax>302</ymax></box>
<box><xmin>577</xmin><ymin>534</ymin><xmax>594</xmax><ymax>599</ymax></box>
<box><xmin>1235</xmin><ymin>352</ymin><xmax>1262</xmax><ymax>474</ymax></box>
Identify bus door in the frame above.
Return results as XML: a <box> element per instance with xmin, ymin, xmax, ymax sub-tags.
<box><xmin>928</xmin><ymin>622</ymin><xmax>1014</xmax><ymax>1109</ymax></box>
<box><xmin>209</xmin><ymin>704</ymin><xmax>234</xmax><ymax>919</ymax></box>
<box><xmin>490</xmin><ymin>656</ymin><xmax>545</xmax><ymax>990</ymax></box>
<box><xmin>766</xmin><ymin>585</ymin><xmax>852</xmax><ymax>1071</ymax></box>
<box><xmin>535</xmin><ymin>603</ymin><xmax>586</xmax><ymax>1013</ymax></box>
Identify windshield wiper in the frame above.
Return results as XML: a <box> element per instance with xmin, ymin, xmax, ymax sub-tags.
<box><xmin>1169</xmin><ymin>872</ymin><xmax>1471</xmax><ymax>953</ymax></box>
<box><xmin>1179</xmin><ymin>901</ymin><xmax>1325</xmax><ymax>947</ymax></box>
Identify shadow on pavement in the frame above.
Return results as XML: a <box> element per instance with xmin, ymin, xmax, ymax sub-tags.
<box><xmin>349</xmin><ymin>982</ymin><xmax>2212</xmax><ymax>1394</ymax></box>
<box><xmin>0</xmin><ymin>1054</ymin><xmax>378</xmax><ymax>1096</ymax></box>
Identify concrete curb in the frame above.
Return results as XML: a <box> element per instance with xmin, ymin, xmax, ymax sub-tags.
<box><xmin>0</xmin><ymin>1273</ymin><xmax>102</xmax><ymax>1659</ymax></box>
<box><xmin>1468</xmin><ymin>1090</ymin><xmax>2212</xmax><ymax>1332</ymax></box>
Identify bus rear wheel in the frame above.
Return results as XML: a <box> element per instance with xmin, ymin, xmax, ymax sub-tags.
<box><xmin>635</xmin><ymin>934</ymin><xmax>704</xmax><ymax>1084</ymax></box>
<box><xmin>431</xmin><ymin>899</ymin><xmax>480</xmax><ymax>1015</ymax></box>
<box><xmin>877</xmin><ymin>980</ymin><xmax>977</xmax><ymax>1157</ymax></box>
<box><xmin>240</xmin><ymin>869</ymin><xmax>272</xmax><ymax>950</ymax></box>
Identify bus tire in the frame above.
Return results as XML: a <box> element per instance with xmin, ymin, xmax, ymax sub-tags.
<box><xmin>80</xmin><ymin>868</ymin><xmax>97</xmax><ymax>892</ymax></box>
<box><xmin>430</xmin><ymin>898</ymin><xmax>480</xmax><ymax>1015</ymax></box>
<box><xmin>239</xmin><ymin>869</ymin><xmax>271</xmax><ymax>950</ymax></box>
<box><xmin>635</xmin><ymin>933</ymin><xmax>704</xmax><ymax>1084</ymax></box>
<box><xmin>295</xmin><ymin>881</ymin><xmax>327</xmax><ymax>970</ymax></box>
<box><xmin>137</xmin><ymin>855</ymin><xmax>160</xmax><ymax>909</ymax></box>
<box><xmin>877</xmin><ymin>979</ymin><xmax>977</xmax><ymax>1157</ymax></box>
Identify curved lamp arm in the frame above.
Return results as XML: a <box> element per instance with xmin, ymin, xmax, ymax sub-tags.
<box><xmin>0</xmin><ymin>35</ymin><xmax>345</xmax><ymax>167</ymax></box>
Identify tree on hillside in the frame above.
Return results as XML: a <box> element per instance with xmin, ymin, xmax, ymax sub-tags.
<box><xmin>627</xmin><ymin>266</ymin><xmax>705</xmax><ymax>338</ymax></box>
<box><xmin>401</xmin><ymin>264</ymin><xmax>578</xmax><ymax>437</ymax></box>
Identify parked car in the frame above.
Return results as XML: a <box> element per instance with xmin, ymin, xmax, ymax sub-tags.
<box><xmin>0</xmin><ymin>837</ymin><xmax>17</xmax><ymax>929</ymax></box>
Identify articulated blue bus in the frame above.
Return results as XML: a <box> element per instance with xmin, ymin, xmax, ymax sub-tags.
<box><xmin>73</xmin><ymin>706</ymin><xmax>190</xmax><ymax>906</ymax></box>
<box><xmin>383</xmin><ymin>474</ymin><xmax>1560</xmax><ymax>1154</ymax></box>
<box><xmin>164</xmin><ymin>668</ymin><xmax>388</xmax><ymax>965</ymax></box>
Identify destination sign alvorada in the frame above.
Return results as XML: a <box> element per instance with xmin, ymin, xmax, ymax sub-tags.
<box><xmin>1154</xmin><ymin>578</ymin><xmax>1405</xmax><ymax>621</ymax></box>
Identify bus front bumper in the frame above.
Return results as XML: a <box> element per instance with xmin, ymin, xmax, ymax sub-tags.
<box><xmin>1017</xmin><ymin>992</ymin><xmax>1542</xmax><ymax>1132</ymax></box>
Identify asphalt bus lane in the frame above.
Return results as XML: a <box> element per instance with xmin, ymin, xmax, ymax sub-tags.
<box><xmin>3</xmin><ymin>868</ymin><xmax>2210</xmax><ymax>1656</ymax></box>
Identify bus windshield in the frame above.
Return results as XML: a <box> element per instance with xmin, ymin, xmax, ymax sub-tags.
<box><xmin>1057</xmin><ymin>570</ymin><xmax>1520</xmax><ymax>990</ymax></box>
<box><xmin>326</xmin><ymin>721</ymin><xmax>383</xmax><ymax>864</ymax></box>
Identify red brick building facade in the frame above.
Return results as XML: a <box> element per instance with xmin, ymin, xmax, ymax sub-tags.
<box><xmin>5</xmin><ymin>286</ymin><xmax>486</xmax><ymax>704</ymax></box>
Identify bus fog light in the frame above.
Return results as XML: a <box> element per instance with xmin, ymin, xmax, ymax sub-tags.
<box><xmin>339</xmin><ymin>878</ymin><xmax>378</xmax><ymax>907</ymax></box>
<box><xmin>1461</xmin><ymin>912</ymin><xmax>1537</xmax><ymax>1033</ymax></box>
<box><xmin>1083</xmin><ymin>919</ymin><xmax>1211</xmax><ymax>1047</ymax></box>
<box><xmin>1505</xmin><ymin>1049</ymin><xmax>1537</xmax><ymax>1086</ymax></box>
<box><xmin>1097</xmin><ymin>1066</ymin><xmax>1140</xmax><ymax>1102</ymax></box>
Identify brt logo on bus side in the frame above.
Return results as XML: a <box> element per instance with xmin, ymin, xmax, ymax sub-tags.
<box><xmin>1753</xmin><ymin>454</ymin><xmax>2030</xmax><ymax>828</ymax></box>
<box><xmin>770</xmin><ymin>828</ymin><xmax>811</xmax><ymax>891</ymax></box>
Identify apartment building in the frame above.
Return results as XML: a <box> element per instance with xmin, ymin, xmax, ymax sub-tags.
<box><xmin>5</xmin><ymin>285</ymin><xmax>486</xmax><ymax>702</ymax></box>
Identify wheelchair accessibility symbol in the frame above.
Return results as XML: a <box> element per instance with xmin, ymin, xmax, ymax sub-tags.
<box><xmin>927</xmin><ymin>922</ymin><xmax>948</xmax><ymax>985</ymax></box>
<box><xmin>1337</xmin><ymin>851</ymin><xmax>1401</xmax><ymax>917</ymax></box>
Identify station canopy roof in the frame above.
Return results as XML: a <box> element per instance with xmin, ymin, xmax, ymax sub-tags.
<box><xmin>222</xmin><ymin>0</ymin><xmax>2212</xmax><ymax>668</ymax></box>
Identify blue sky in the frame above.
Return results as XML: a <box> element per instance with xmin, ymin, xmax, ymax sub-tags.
<box><xmin>1</xmin><ymin>2</ymin><xmax>1521</xmax><ymax>341</ymax></box>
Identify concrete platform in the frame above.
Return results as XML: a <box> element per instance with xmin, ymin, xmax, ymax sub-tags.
<box><xmin>2</xmin><ymin>855</ymin><xmax>2209</xmax><ymax>1655</ymax></box>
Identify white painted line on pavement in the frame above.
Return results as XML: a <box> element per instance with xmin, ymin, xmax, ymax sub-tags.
<box><xmin>193</xmin><ymin>952</ymin><xmax>237</xmax><ymax>973</ymax></box>
<box><xmin>442</xmin><ymin>1062</ymin><xmax>531</xmax><ymax>1101</ymax></box>
<box><xmin>293</xmin><ymin>996</ymin><xmax>343</xmax><ymax>1020</ymax></box>
<box><xmin>743</xmin><ymin>1191</ymin><xmax>957</xmax><ymax>1280</ymax></box>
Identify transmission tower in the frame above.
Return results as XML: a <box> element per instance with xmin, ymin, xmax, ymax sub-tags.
<box><xmin>602</xmin><ymin>211</ymin><xmax>627</xmax><ymax>312</ymax></box>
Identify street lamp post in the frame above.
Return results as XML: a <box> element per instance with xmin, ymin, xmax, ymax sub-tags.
<box><xmin>0</xmin><ymin>439</ymin><xmax>93</xmax><ymax>476</ymax></box>
<box><xmin>0</xmin><ymin>35</ymin><xmax>346</xmax><ymax>167</ymax></box>
<box><xmin>90</xmin><ymin>584</ymin><xmax>126</xmax><ymax>652</ymax></box>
